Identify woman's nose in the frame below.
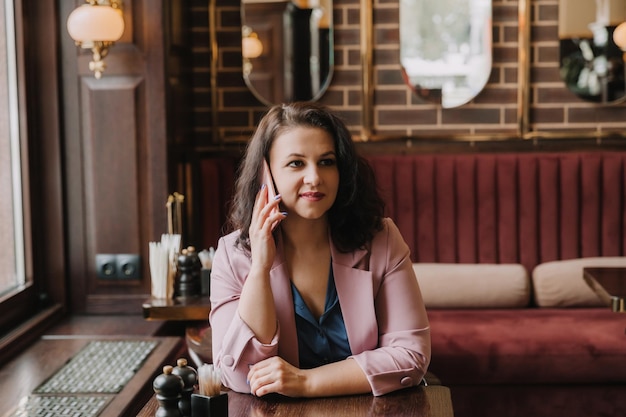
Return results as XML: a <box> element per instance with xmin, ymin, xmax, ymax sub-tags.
<box><xmin>304</xmin><ymin>166</ymin><xmax>320</xmax><ymax>185</ymax></box>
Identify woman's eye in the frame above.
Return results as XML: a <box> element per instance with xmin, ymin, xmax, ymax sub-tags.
<box><xmin>320</xmin><ymin>158</ymin><xmax>336</xmax><ymax>166</ymax></box>
<box><xmin>288</xmin><ymin>160</ymin><xmax>303</xmax><ymax>168</ymax></box>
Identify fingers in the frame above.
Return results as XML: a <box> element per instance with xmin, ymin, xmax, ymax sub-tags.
<box><xmin>247</xmin><ymin>358</ymin><xmax>278</xmax><ymax>396</ymax></box>
<box><xmin>247</xmin><ymin>358</ymin><xmax>303</xmax><ymax>397</ymax></box>
<box><xmin>252</xmin><ymin>186</ymin><xmax>283</xmax><ymax>233</ymax></box>
<box><xmin>249</xmin><ymin>372</ymin><xmax>276</xmax><ymax>397</ymax></box>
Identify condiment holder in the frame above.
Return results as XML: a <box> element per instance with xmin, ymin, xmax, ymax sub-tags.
<box><xmin>191</xmin><ymin>363</ymin><xmax>228</xmax><ymax>417</ymax></box>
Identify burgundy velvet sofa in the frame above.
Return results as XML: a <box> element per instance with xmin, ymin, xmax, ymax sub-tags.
<box><xmin>197</xmin><ymin>150</ymin><xmax>626</xmax><ymax>417</ymax></box>
<box><xmin>365</xmin><ymin>151</ymin><xmax>626</xmax><ymax>417</ymax></box>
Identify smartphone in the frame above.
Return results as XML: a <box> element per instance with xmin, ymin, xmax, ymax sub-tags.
<box><xmin>261</xmin><ymin>160</ymin><xmax>277</xmax><ymax>202</ymax></box>
<box><xmin>261</xmin><ymin>160</ymin><xmax>279</xmax><ymax>226</ymax></box>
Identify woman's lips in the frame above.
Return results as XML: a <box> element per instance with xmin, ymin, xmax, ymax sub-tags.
<box><xmin>300</xmin><ymin>191</ymin><xmax>325</xmax><ymax>200</ymax></box>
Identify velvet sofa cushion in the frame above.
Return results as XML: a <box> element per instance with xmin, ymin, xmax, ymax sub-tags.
<box><xmin>532</xmin><ymin>257</ymin><xmax>626</xmax><ymax>307</ymax></box>
<box><xmin>413</xmin><ymin>263</ymin><xmax>530</xmax><ymax>308</ymax></box>
<box><xmin>427</xmin><ymin>308</ymin><xmax>626</xmax><ymax>385</ymax></box>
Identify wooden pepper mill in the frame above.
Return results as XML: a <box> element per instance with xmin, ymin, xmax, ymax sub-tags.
<box><xmin>153</xmin><ymin>365</ymin><xmax>184</xmax><ymax>417</ymax></box>
<box><xmin>175</xmin><ymin>246</ymin><xmax>201</xmax><ymax>298</ymax></box>
<box><xmin>172</xmin><ymin>358</ymin><xmax>197</xmax><ymax>417</ymax></box>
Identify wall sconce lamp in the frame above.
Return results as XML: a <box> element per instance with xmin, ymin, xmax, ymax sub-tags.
<box><xmin>67</xmin><ymin>0</ymin><xmax>125</xmax><ymax>79</ymax></box>
<box><xmin>242</xmin><ymin>26</ymin><xmax>263</xmax><ymax>59</ymax></box>
<box><xmin>614</xmin><ymin>22</ymin><xmax>626</xmax><ymax>51</ymax></box>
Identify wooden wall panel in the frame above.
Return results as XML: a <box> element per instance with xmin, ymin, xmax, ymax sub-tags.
<box><xmin>60</xmin><ymin>0</ymin><xmax>168</xmax><ymax>314</ymax></box>
<box><xmin>81</xmin><ymin>78</ymin><xmax>142</xmax><ymax>256</ymax></box>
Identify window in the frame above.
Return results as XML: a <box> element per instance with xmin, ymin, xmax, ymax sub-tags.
<box><xmin>0</xmin><ymin>0</ymin><xmax>52</xmax><ymax>341</ymax></box>
<box><xmin>0</xmin><ymin>0</ymin><xmax>28</xmax><ymax>301</ymax></box>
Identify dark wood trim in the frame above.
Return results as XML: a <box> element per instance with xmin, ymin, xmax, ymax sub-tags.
<box><xmin>22</xmin><ymin>0</ymin><xmax>66</xmax><ymax>310</ymax></box>
<box><xmin>0</xmin><ymin>0</ymin><xmax>67</xmax><ymax>338</ymax></box>
<box><xmin>0</xmin><ymin>304</ymin><xmax>64</xmax><ymax>365</ymax></box>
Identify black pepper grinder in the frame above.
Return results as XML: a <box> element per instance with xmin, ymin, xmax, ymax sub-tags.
<box><xmin>153</xmin><ymin>365</ymin><xmax>184</xmax><ymax>417</ymax></box>
<box><xmin>172</xmin><ymin>358</ymin><xmax>197</xmax><ymax>417</ymax></box>
<box><xmin>175</xmin><ymin>247</ymin><xmax>201</xmax><ymax>298</ymax></box>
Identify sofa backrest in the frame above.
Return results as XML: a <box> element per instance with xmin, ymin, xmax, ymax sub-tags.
<box><xmin>364</xmin><ymin>151</ymin><xmax>626</xmax><ymax>272</ymax></box>
<box><xmin>197</xmin><ymin>151</ymin><xmax>626</xmax><ymax>273</ymax></box>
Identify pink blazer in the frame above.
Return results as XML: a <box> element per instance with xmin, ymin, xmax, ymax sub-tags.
<box><xmin>209</xmin><ymin>218</ymin><xmax>431</xmax><ymax>396</ymax></box>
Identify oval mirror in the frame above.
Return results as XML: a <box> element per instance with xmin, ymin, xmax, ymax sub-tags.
<box><xmin>559</xmin><ymin>0</ymin><xmax>626</xmax><ymax>104</ymax></box>
<box><xmin>399</xmin><ymin>0</ymin><xmax>492</xmax><ymax>108</ymax></box>
<box><xmin>241</xmin><ymin>0</ymin><xmax>334</xmax><ymax>106</ymax></box>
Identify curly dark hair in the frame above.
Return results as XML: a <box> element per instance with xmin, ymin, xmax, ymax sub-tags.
<box><xmin>228</xmin><ymin>102</ymin><xmax>384</xmax><ymax>252</ymax></box>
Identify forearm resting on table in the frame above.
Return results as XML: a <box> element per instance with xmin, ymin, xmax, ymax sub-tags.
<box><xmin>304</xmin><ymin>358</ymin><xmax>371</xmax><ymax>397</ymax></box>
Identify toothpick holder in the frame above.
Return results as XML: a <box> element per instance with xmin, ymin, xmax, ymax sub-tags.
<box><xmin>191</xmin><ymin>392</ymin><xmax>228</xmax><ymax>417</ymax></box>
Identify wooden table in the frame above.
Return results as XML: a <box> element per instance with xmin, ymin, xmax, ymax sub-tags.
<box><xmin>583</xmin><ymin>267</ymin><xmax>626</xmax><ymax>313</ymax></box>
<box><xmin>142</xmin><ymin>296</ymin><xmax>212</xmax><ymax>321</ymax></box>
<box><xmin>137</xmin><ymin>385</ymin><xmax>455</xmax><ymax>417</ymax></box>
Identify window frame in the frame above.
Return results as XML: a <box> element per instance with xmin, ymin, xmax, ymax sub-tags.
<box><xmin>0</xmin><ymin>0</ymin><xmax>66</xmax><ymax>361</ymax></box>
<box><xmin>0</xmin><ymin>0</ymin><xmax>36</xmax><ymax>332</ymax></box>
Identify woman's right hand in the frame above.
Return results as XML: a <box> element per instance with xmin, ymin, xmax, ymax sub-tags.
<box><xmin>249</xmin><ymin>184</ymin><xmax>284</xmax><ymax>273</ymax></box>
<box><xmin>237</xmin><ymin>184</ymin><xmax>283</xmax><ymax>345</ymax></box>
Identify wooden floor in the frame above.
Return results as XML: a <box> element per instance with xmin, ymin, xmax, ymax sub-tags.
<box><xmin>0</xmin><ymin>314</ymin><xmax>186</xmax><ymax>417</ymax></box>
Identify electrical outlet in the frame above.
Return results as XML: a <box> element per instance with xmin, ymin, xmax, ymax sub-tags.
<box><xmin>95</xmin><ymin>253</ymin><xmax>141</xmax><ymax>280</ymax></box>
<box><xmin>116</xmin><ymin>254</ymin><xmax>140</xmax><ymax>279</ymax></box>
<box><xmin>95</xmin><ymin>254</ymin><xmax>117</xmax><ymax>279</ymax></box>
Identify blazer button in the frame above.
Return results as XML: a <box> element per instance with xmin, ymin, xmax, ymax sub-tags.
<box><xmin>400</xmin><ymin>376</ymin><xmax>413</xmax><ymax>386</ymax></box>
<box><xmin>222</xmin><ymin>355</ymin><xmax>234</xmax><ymax>367</ymax></box>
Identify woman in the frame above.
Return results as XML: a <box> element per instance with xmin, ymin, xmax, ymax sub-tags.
<box><xmin>209</xmin><ymin>102</ymin><xmax>430</xmax><ymax>398</ymax></box>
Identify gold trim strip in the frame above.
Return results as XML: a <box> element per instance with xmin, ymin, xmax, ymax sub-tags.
<box><xmin>360</xmin><ymin>0</ymin><xmax>373</xmax><ymax>141</ymax></box>
<box><xmin>209</xmin><ymin>0</ymin><xmax>220</xmax><ymax>143</ymax></box>
<box><xmin>518</xmin><ymin>0</ymin><xmax>531</xmax><ymax>138</ymax></box>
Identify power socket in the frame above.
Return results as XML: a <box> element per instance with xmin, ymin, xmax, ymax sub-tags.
<box><xmin>117</xmin><ymin>254</ymin><xmax>140</xmax><ymax>279</ymax></box>
<box><xmin>95</xmin><ymin>254</ymin><xmax>117</xmax><ymax>279</ymax></box>
<box><xmin>96</xmin><ymin>253</ymin><xmax>141</xmax><ymax>280</ymax></box>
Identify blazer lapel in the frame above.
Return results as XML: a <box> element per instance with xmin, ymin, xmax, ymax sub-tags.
<box><xmin>270</xmin><ymin>234</ymin><xmax>299</xmax><ymax>366</ymax></box>
<box><xmin>331</xmin><ymin>243</ymin><xmax>378</xmax><ymax>355</ymax></box>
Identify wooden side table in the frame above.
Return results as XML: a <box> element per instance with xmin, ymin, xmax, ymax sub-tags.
<box><xmin>143</xmin><ymin>296</ymin><xmax>213</xmax><ymax>365</ymax></box>
<box><xmin>142</xmin><ymin>296</ymin><xmax>212</xmax><ymax>321</ymax></box>
<box><xmin>583</xmin><ymin>267</ymin><xmax>626</xmax><ymax>313</ymax></box>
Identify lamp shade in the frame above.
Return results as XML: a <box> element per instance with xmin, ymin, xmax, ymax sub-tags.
<box><xmin>242</xmin><ymin>35</ymin><xmax>263</xmax><ymax>59</ymax></box>
<box><xmin>67</xmin><ymin>4</ymin><xmax>124</xmax><ymax>42</ymax></box>
<box><xmin>614</xmin><ymin>22</ymin><xmax>626</xmax><ymax>51</ymax></box>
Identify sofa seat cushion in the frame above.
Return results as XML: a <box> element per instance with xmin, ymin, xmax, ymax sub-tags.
<box><xmin>427</xmin><ymin>308</ymin><xmax>626</xmax><ymax>385</ymax></box>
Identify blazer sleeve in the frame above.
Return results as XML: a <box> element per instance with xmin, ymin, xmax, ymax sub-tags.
<box><xmin>209</xmin><ymin>233</ymin><xmax>280</xmax><ymax>393</ymax></box>
<box><xmin>349</xmin><ymin>219</ymin><xmax>431</xmax><ymax>396</ymax></box>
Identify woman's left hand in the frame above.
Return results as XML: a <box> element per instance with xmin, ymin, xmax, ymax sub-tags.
<box><xmin>247</xmin><ymin>356</ymin><xmax>308</xmax><ymax>397</ymax></box>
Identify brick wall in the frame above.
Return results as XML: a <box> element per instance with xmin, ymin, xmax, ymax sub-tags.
<box><xmin>186</xmin><ymin>0</ymin><xmax>626</xmax><ymax>146</ymax></box>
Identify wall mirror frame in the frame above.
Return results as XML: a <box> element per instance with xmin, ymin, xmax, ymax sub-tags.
<box><xmin>558</xmin><ymin>0</ymin><xmax>626</xmax><ymax>105</ymax></box>
<box><xmin>399</xmin><ymin>0</ymin><xmax>493</xmax><ymax>109</ymax></box>
<box><xmin>359</xmin><ymin>0</ymin><xmax>531</xmax><ymax>142</ymax></box>
<box><xmin>239</xmin><ymin>0</ymin><xmax>334</xmax><ymax>106</ymax></box>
